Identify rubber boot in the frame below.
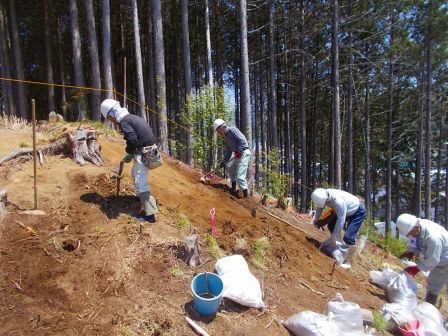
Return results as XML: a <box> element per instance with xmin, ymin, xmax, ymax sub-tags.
<box><xmin>425</xmin><ymin>292</ymin><xmax>439</xmax><ymax>306</ymax></box>
<box><xmin>242</xmin><ymin>189</ymin><xmax>249</xmax><ymax>198</ymax></box>
<box><xmin>138</xmin><ymin>192</ymin><xmax>158</xmax><ymax>223</ymax></box>
<box><xmin>230</xmin><ymin>181</ymin><xmax>237</xmax><ymax>193</ymax></box>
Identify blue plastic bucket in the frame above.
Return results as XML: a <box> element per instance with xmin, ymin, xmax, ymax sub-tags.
<box><xmin>191</xmin><ymin>272</ymin><xmax>224</xmax><ymax>316</ymax></box>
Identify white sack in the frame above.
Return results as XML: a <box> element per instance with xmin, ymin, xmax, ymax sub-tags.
<box><xmin>215</xmin><ymin>255</ymin><xmax>265</xmax><ymax>309</ymax></box>
<box><xmin>380</xmin><ymin>303</ymin><xmax>416</xmax><ymax>327</ymax></box>
<box><xmin>325</xmin><ymin>293</ymin><xmax>364</xmax><ymax>334</ymax></box>
<box><xmin>386</xmin><ymin>272</ymin><xmax>418</xmax><ymax>310</ymax></box>
<box><xmin>282</xmin><ymin>311</ymin><xmax>340</xmax><ymax>336</ymax></box>
<box><xmin>413</xmin><ymin>302</ymin><xmax>448</xmax><ymax>336</ymax></box>
<box><xmin>369</xmin><ymin>265</ymin><xmax>399</xmax><ymax>289</ymax></box>
<box><xmin>321</xmin><ymin>239</ymin><xmax>349</xmax><ymax>265</ymax></box>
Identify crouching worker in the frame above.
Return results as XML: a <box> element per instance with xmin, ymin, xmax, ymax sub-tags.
<box><xmin>101</xmin><ymin>99</ymin><xmax>159</xmax><ymax>223</ymax></box>
<box><xmin>396</xmin><ymin>213</ymin><xmax>448</xmax><ymax>305</ymax></box>
<box><xmin>213</xmin><ymin>119</ymin><xmax>251</xmax><ymax>198</ymax></box>
<box><xmin>311</xmin><ymin>188</ymin><xmax>366</xmax><ymax>265</ymax></box>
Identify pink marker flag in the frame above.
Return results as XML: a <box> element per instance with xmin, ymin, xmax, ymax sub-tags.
<box><xmin>210</xmin><ymin>208</ymin><xmax>217</xmax><ymax>237</ymax></box>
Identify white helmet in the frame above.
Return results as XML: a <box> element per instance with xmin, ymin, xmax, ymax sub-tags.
<box><xmin>311</xmin><ymin>188</ymin><xmax>328</xmax><ymax>208</ymax></box>
<box><xmin>213</xmin><ymin>118</ymin><xmax>226</xmax><ymax>131</ymax></box>
<box><xmin>396</xmin><ymin>214</ymin><xmax>417</xmax><ymax>236</ymax></box>
<box><xmin>100</xmin><ymin>99</ymin><xmax>120</xmax><ymax>119</ymax></box>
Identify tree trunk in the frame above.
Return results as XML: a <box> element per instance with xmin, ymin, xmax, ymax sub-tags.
<box><xmin>44</xmin><ymin>0</ymin><xmax>55</xmax><ymax>113</ymax></box>
<box><xmin>299</xmin><ymin>0</ymin><xmax>306</xmax><ymax>211</ymax></box>
<box><xmin>413</xmin><ymin>62</ymin><xmax>424</xmax><ymax>217</ymax></box>
<box><xmin>434</xmin><ymin>117</ymin><xmax>442</xmax><ymax>222</ymax></box>
<box><xmin>69</xmin><ymin>0</ymin><xmax>86</xmax><ymax>121</ymax></box>
<box><xmin>424</xmin><ymin>1</ymin><xmax>433</xmax><ymax>220</ymax></box>
<box><xmin>346</xmin><ymin>0</ymin><xmax>354</xmax><ymax>194</ymax></box>
<box><xmin>386</xmin><ymin>16</ymin><xmax>394</xmax><ymax>239</ymax></box>
<box><xmin>146</xmin><ymin>4</ymin><xmax>158</xmax><ymax>137</ymax></box>
<box><xmin>84</xmin><ymin>0</ymin><xmax>101</xmax><ymax>121</ymax></box>
<box><xmin>152</xmin><ymin>0</ymin><xmax>169</xmax><ymax>151</ymax></box>
<box><xmin>181</xmin><ymin>0</ymin><xmax>192</xmax><ymax>165</ymax></box>
<box><xmin>239</xmin><ymin>0</ymin><xmax>252</xmax><ymax>146</ymax></box>
<box><xmin>0</xmin><ymin>2</ymin><xmax>15</xmax><ymax>116</ymax></box>
<box><xmin>332</xmin><ymin>0</ymin><xmax>341</xmax><ymax>189</ymax></box>
<box><xmin>102</xmin><ymin>0</ymin><xmax>113</xmax><ymax>99</ymax></box>
<box><xmin>364</xmin><ymin>44</ymin><xmax>372</xmax><ymax>221</ymax></box>
<box><xmin>131</xmin><ymin>0</ymin><xmax>146</xmax><ymax>120</ymax></box>
<box><xmin>205</xmin><ymin>0</ymin><xmax>213</xmax><ymax>87</ymax></box>
<box><xmin>57</xmin><ymin>17</ymin><xmax>67</xmax><ymax>120</ymax></box>
<box><xmin>268</xmin><ymin>0</ymin><xmax>278</xmax><ymax>149</ymax></box>
<box><xmin>8</xmin><ymin>0</ymin><xmax>27</xmax><ymax>119</ymax></box>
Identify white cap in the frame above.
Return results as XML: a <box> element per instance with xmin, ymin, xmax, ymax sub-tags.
<box><xmin>213</xmin><ymin>118</ymin><xmax>226</xmax><ymax>131</ymax></box>
<box><xmin>396</xmin><ymin>214</ymin><xmax>418</xmax><ymax>236</ymax></box>
<box><xmin>311</xmin><ymin>188</ymin><xmax>328</xmax><ymax>208</ymax></box>
<box><xmin>100</xmin><ymin>99</ymin><xmax>120</xmax><ymax>119</ymax></box>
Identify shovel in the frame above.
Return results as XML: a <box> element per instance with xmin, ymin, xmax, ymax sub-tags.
<box><xmin>112</xmin><ymin>160</ymin><xmax>125</xmax><ymax>195</ymax></box>
<box><xmin>200</xmin><ymin>158</ymin><xmax>234</xmax><ymax>184</ymax></box>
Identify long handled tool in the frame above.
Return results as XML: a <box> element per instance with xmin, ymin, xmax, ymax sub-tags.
<box><xmin>114</xmin><ymin>160</ymin><xmax>125</xmax><ymax>195</ymax></box>
<box><xmin>200</xmin><ymin>158</ymin><xmax>234</xmax><ymax>184</ymax></box>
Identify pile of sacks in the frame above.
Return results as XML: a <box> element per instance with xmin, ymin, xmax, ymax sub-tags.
<box><xmin>370</xmin><ymin>265</ymin><xmax>448</xmax><ymax>335</ymax></box>
<box><xmin>282</xmin><ymin>293</ymin><xmax>374</xmax><ymax>335</ymax></box>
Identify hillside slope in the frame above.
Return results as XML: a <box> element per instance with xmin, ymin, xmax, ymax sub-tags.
<box><xmin>0</xmin><ymin>128</ymin><xmax>416</xmax><ymax>335</ymax></box>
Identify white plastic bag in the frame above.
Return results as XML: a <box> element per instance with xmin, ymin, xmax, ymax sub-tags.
<box><xmin>386</xmin><ymin>272</ymin><xmax>417</xmax><ymax>310</ymax></box>
<box><xmin>215</xmin><ymin>255</ymin><xmax>265</xmax><ymax>308</ymax></box>
<box><xmin>282</xmin><ymin>311</ymin><xmax>340</xmax><ymax>336</ymax></box>
<box><xmin>380</xmin><ymin>303</ymin><xmax>416</xmax><ymax>327</ymax></box>
<box><xmin>413</xmin><ymin>302</ymin><xmax>448</xmax><ymax>336</ymax></box>
<box><xmin>369</xmin><ymin>265</ymin><xmax>399</xmax><ymax>289</ymax></box>
<box><xmin>321</xmin><ymin>239</ymin><xmax>349</xmax><ymax>265</ymax></box>
<box><xmin>325</xmin><ymin>293</ymin><xmax>364</xmax><ymax>334</ymax></box>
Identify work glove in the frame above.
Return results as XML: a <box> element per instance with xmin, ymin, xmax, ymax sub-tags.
<box><xmin>234</xmin><ymin>151</ymin><xmax>241</xmax><ymax>158</ymax></box>
<box><xmin>123</xmin><ymin>153</ymin><xmax>133</xmax><ymax>163</ymax></box>
<box><xmin>404</xmin><ymin>265</ymin><xmax>420</xmax><ymax>277</ymax></box>
<box><xmin>399</xmin><ymin>251</ymin><xmax>416</xmax><ymax>260</ymax></box>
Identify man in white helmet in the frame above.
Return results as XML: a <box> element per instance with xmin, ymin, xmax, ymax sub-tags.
<box><xmin>396</xmin><ymin>213</ymin><xmax>448</xmax><ymax>305</ymax></box>
<box><xmin>311</xmin><ymin>188</ymin><xmax>366</xmax><ymax>263</ymax></box>
<box><xmin>100</xmin><ymin>99</ymin><xmax>158</xmax><ymax>223</ymax></box>
<box><xmin>213</xmin><ymin>119</ymin><xmax>251</xmax><ymax>198</ymax></box>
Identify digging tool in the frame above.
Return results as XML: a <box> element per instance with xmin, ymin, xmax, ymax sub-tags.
<box><xmin>113</xmin><ymin>160</ymin><xmax>125</xmax><ymax>195</ymax></box>
<box><xmin>200</xmin><ymin>158</ymin><xmax>234</xmax><ymax>184</ymax></box>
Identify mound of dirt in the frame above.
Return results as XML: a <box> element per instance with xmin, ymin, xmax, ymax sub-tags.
<box><xmin>0</xmin><ymin>129</ymin><xmax>442</xmax><ymax>335</ymax></box>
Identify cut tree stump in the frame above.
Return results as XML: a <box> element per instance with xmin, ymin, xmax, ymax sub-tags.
<box><xmin>0</xmin><ymin>129</ymin><xmax>104</xmax><ymax>167</ymax></box>
<box><xmin>0</xmin><ymin>189</ymin><xmax>7</xmax><ymax>216</ymax></box>
<box><xmin>178</xmin><ymin>231</ymin><xmax>201</xmax><ymax>267</ymax></box>
<box><xmin>66</xmin><ymin>130</ymin><xmax>104</xmax><ymax>166</ymax></box>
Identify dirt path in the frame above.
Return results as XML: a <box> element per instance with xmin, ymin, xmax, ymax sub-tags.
<box><xmin>0</xmin><ymin>130</ymin><xmax>431</xmax><ymax>335</ymax></box>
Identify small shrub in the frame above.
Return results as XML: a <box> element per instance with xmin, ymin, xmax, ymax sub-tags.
<box><xmin>359</xmin><ymin>221</ymin><xmax>406</xmax><ymax>258</ymax></box>
<box><xmin>261</xmin><ymin>149</ymin><xmax>289</xmax><ymax>206</ymax></box>
<box><xmin>177</xmin><ymin>213</ymin><xmax>190</xmax><ymax>230</ymax></box>
<box><xmin>252</xmin><ymin>237</ymin><xmax>270</xmax><ymax>269</ymax></box>
<box><xmin>372</xmin><ymin>310</ymin><xmax>391</xmax><ymax>331</ymax></box>
<box><xmin>94</xmin><ymin>225</ymin><xmax>106</xmax><ymax>233</ymax></box>
<box><xmin>204</xmin><ymin>233</ymin><xmax>223</xmax><ymax>258</ymax></box>
<box><xmin>121</xmin><ymin>326</ymin><xmax>137</xmax><ymax>336</ymax></box>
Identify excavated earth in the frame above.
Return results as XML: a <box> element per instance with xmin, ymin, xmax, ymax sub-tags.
<box><xmin>0</xmin><ymin>128</ymin><xmax>445</xmax><ymax>335</ymax></box>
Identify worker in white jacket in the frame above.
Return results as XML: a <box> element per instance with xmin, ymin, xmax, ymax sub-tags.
<box><xmin>397</xmin><ymin>213</ymin><xmax>448</xmax><ymax>305</ymax></box>
<box><xmin>311</xmin><ymin>188</ymin><xmax>366</xmax><ymax>248</ymax></box>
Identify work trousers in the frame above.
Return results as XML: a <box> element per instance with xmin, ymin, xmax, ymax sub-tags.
<box><xmin>328</xmin><ymin>203</ymin><xmax>366</xmax><ymax>246</ymax></box>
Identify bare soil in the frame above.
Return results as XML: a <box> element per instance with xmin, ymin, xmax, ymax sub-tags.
<box><xmin>0</xmin><ymin>128</ymin><xmax>445</xmax><ymax>335</ymax></box>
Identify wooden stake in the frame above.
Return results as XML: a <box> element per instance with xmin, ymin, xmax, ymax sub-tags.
<box><xmin>31</xmin><ymin>99</ymin><xmax>38</xmax><ymax>210</ymax></box>
<box><xmin>185</xmin><ymin>316</ymin><xmax>210</xmax><ymax>336</ymax></box>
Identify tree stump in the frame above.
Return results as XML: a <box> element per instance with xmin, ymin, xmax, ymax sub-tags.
<box><xmin>0</xmin><ymin>189</ymin><xmax>7</xmax><ymax>216</ymax></box>
<box><xmin>178</xmin><ymin>232</ymin><xmax>201</xmax><ymax>267</ymax></box>
<box><xmin>66</xmin><ymin>130</ymin><xmax>104</xmax><ymax>166</ymax></box>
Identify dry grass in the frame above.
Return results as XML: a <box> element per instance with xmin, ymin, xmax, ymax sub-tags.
<box><xmin>0</xmin><ymin>113</ymin><xmax>28</xmax><ymax>129</ymax></box>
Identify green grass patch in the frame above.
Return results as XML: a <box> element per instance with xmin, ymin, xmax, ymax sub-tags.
<box><xmin>18</xmin><ymin>141</ymin><xmax>30</xmax><ymax>148</ymax></box>
<box><xmin>204</xmin><ymin>233</ymin><xmax>223</xmax><ymax>258</ymax></box>
<box><xmin>177</xmin><ymin>213</ymin><xmax>191</xmax><ymax>230</ymax></box>
<box><xmin>94</xmin><ymin>225</ymin><xmax>106</xmax><ymax>233</ymax></box>
<box><xmin>121</xmin><ymin>326</ymin><xmax>137</xmax><ymax>336</ymax></box>
<box><xmin>252</xmin><ymin>237</ymin><xmax>270</xmax><ymax>269</ymax></box>
<box><xmin>170</xmin><ymin>265</ymin><xmax>184</xmax><ymax>278</ymax></box>
<box><xmin>372</xmin><ymin>310</ymin><xmax>391</xmax><ymax>331</ymax></box>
